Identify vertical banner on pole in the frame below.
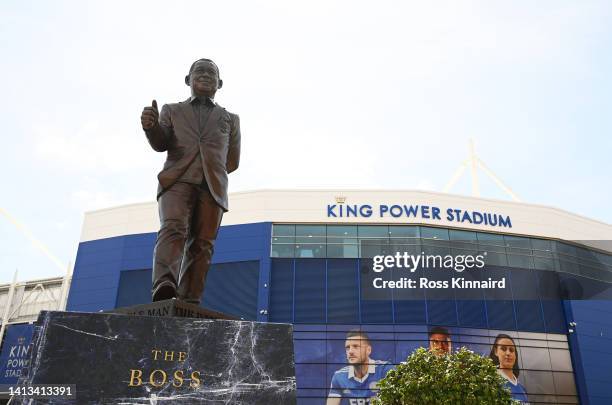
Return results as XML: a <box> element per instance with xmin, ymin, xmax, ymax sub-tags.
<box><xmin>0</xmin><ymin>323</ymin><xmax>34</xmax><ymax>384</ymax></box>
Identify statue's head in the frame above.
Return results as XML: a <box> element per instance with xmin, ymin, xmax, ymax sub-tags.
<box><xmin>185</xmin><ymin>58</ymin><xmax>223</xmax><ymax>98</ymax></box>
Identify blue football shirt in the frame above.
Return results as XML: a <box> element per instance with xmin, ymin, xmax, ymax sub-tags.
<box><xmin>505</xmin><ymin>380</ymin><xmax>529</xmax><ymax>403</ymax></box>
<box><xmin>328</xmin><ymin>360</ymin><xmax>394</xmax><ymax>405</ymax></box>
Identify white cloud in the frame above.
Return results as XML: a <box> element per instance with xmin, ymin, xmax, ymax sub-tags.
<box><xmin>70</xmin><ymin>189</ymin><xmax>136</xmax><ymax>212</ymax></box>
<box><xmin>32</xmin><ymin>120</ymin><xmax>161</xmax><ymax>173</ymax></box>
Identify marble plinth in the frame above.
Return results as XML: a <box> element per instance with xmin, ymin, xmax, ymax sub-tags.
<box><xmin>16</xmin><ymin>311</ymin><xmax>296</xmax><ymax>404</ymax></box>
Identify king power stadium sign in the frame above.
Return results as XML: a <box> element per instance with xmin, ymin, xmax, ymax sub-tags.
<box><xmin>0</xmin><ymin>324</ymin><xmax>34</xmax><ymax>384</ymax></box>
<box><xmin>326</xmin><ymin>203</ymin><xmax>512</xmax><ymax>228</ymax></box>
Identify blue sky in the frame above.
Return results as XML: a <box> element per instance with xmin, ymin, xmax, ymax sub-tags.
<box><xmin>1</xmin><ymin>0</ymin><xmax>611</xmax><ymax>283</ymax></box>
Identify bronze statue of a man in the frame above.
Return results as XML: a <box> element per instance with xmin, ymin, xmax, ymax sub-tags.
<box><xmin>141</xmin><ymin>58</ymin><xmax>241</xmax><ymax>304</ymax></box>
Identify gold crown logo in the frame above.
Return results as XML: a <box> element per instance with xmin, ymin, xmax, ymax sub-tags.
<box><xmin>335</xmin><ymin>196</ymin><xmax>346</xmax><ymax>204</ymax></box>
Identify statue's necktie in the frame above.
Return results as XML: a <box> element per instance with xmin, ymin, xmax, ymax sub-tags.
<box><xmin>199</xmin><ymin>102</ymin><xmax>206</xmax><ymax>133</ymax></box>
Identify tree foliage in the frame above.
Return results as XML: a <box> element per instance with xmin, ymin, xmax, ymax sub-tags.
<box><xmin>372</xmin><ymin>347</ymin><xmax>521</xmax><ymax>405</ymax></box>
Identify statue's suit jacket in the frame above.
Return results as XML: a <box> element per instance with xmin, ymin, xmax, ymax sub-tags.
<box><xmin>145</xmin><ymin>99</ymin><xmax>241</xmax><ymax>211</ymax></box>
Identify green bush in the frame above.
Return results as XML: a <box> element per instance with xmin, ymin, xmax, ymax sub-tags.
<box><xmin>372</xmin><ymin>347</ymin><xmax>521</xmax><ymax>405</ymax></box>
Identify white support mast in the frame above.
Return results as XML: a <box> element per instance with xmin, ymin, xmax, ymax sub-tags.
<box><xmin>0</xmin><ymin>270</ymin><xmax>18</xmax><ymax>345</ymax></box>
<box><xmin>443</xmin><ymin>140</ymin><xmax>521</xmax><ymax>202</ymax></box>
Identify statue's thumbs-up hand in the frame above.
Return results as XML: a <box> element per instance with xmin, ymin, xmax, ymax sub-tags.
<box><xmin>141</xmin><ymin>99</ymin><xmax>159</xmax><ymax>130</ymax></box>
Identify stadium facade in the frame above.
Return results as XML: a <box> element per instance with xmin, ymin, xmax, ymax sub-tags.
<box><xmin>65</xmin><ymin>190</ymin><xmax>612</xmax><ymax>405</ymax></box>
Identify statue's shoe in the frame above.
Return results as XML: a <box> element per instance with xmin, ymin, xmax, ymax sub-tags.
<box><xmin>152</xmin><ymin>280</ymin><xmax>177</xmax><ymax>301</ymax></box>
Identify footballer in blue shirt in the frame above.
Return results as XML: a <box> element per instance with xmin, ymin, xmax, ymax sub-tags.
<box><xmin>489</xmin><ymin>334</ymin><xmax>530</xmax><ymax>404</ymax></box>
<box><xmin>327</xmin><ymin>330</ymin><xmax>394</xmax><ymax>405</ymax></box>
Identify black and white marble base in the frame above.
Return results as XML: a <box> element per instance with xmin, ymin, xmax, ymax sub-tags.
<box><xmin>16</xmin><ymin>311</ymin><xmax>296</xmax><ymax>404</ymax></box>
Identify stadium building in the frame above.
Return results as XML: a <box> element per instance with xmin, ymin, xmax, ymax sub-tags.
<box><xmin>60</xmin><ymin>190</ymin><xmax>612</xmax><ymax>404</ymax></box>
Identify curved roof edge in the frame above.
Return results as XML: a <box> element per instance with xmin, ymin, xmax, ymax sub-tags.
<box><xmin>79</xmin><ymin>189</ymin><xmax>612</xmax><ymax>250</ymax></box>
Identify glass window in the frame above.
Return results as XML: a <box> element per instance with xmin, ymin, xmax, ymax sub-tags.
<box><xmin>506</xmin><ymin>251</ymin><xmax>534</xmax><ymax>269</ymax></box>
<box><xmin>596</xmin><ymin>252</ymin><xmax>612</xmax><ymax>267</ymax></box>
<box><xmin>539</xmin><ymin>241</ymin><xmax>584</xmax><ymax>276</ymax></box>
<box><xmin>420</xmin><ymin>227</ymin><xmax>450</xmax><ymax>256</ymax></box>
<box><xmin>326</xmin><ymin>225</ymin><xmax>358</xmax><ymax>244</ymax></box>
<box><xmin>579</xmin><ymin>263</ymin><xmax>612</xmax><ymax>282</ymax></box>
<box><xmin>477</xmin><ymin>232</ymin><xmax>506</xmax><ymax>255</ymax></box>
<box><xmin>449</xmin><ymin>229</ymin><xmax>477</xmax><ymax>240</ymax></box>
<box><xmin>360</xmin><ymin>241</ymin><xmax>391</xmax><ymax>258</ymax></box>
<box><xmin>389</xmin><ymin>226</ymin><xmax>420</xmax><ymax>253</ymax></box>
<box><xmin>271</xmin><ymin>224</ymin><xmax>609</xmax><ymax>278</ymax></box>
<box><xmin>295</xmin><ymin>243</ymin><xmax>326</xmax><ymax>258</ymax></box>
<box><xmin>532</xmin><ymin>239</ymin><xmax>555</xmax><ymax>270</ymax></box>
<box><xmin>558</xmin><ymin>257</ymin><xmax>580</xmax><ymax>275</ymax></box>
<box><xmin>576</xmin><ymin>246</ymin><xmax>596</xmax><ymax>261</ymax></box>
<box><xmin>420</xmin><ymin>226</ymin><xmax>449</xmax><ymax>240</ymax></box>
<box><xmin>326</xmin><ymin>244</ymin><xmax>359</xmax><ymax>258</ymax></box>
<box><xmin>533</xmin><ymin>257</ymin><xmax>557</xmax><ymax>271</ymax></box>
<box><xmin>421</xmin><ymin>243</ymin><xmax>450</xmax><ymax>256</ymax></box>
<box><xmin>358</xmin><ymin>226</ymin><xmax>389</xmax><ymax>257</ymax></box>
<box><xmin>271</xmin><ymin>244</ymin><xmax>294</xmax><ymax>258</ymax></box>
<box><xmin>358</xmin><ymin>225</ymin><xmax>389</xmax><ymax>238</ymax></box>
<box><xmin>449</xmin><ymin>229</ymin><xmax>478</xmax><ymax>252</ymax></box>
<box><xmin>327</xmin><ymin>225</ymin><xmax>357</xmax><ymax>237</ymax></box>
<box><xmin>505</xmin><ymin>236</ymin><xmax>533</xmax><ymax>269</ymax></box>
<box><xmin>272</xmin><ymin>224</ymin><xmax>295</xmax><ymax>237</ymax></box>
<box><xmin>270</xmin><ymin>224</ymin><xmax>295</xmax><ymax>257</ymax></box>
<box><xmin>296</xmin><ymin>225</ymin><xmax>326</xmax><ymax>244</ymax></box>
<box><xmin>388</xmin><ymin>225</ymin><xmax>419</xmax><ymax>238</ymax></box>
<box><xmin>483</xmin><ymin>251</ymin><xmax>508</xmax><ymax>267</ymax></box>
<box><xmin>272</xmin><ymin>236</ymin><xmax>294</xmax><ymax>244</ymax></box>
<box><xmin>388</xmin><ymin>243</ymin><xmax>421</xmax><ymax>256</ymax></box>
<box><xmin>451</xmin><ymin>247</ymin><xmax>480</xmax><ymax>258</ymax></box>
<box><xmin>556</xmin><ymin>242</ymin><xmax>577</xmax><ymax>257</ymax></box>
<box><xmin>531</xmin><ymin>238</ymin><xmax>553</xmax><ymax>253</ymax></box>
<box><xmin>295</xmin><ymin>224</ymin><xmax>325</xmax><ymax>236</ymax></box>
<box><xmin>477</xmin><ymin>232</ymin><xmax>505</xmax><ymax>244</ymax></box>
<box><xmin>504</xmin><ymin>235</ymin><xmax>531</xmax><ymax>249</ymax></box>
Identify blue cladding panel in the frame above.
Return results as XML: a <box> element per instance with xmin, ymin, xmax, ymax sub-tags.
<box><xmin>68</xmin><ymin>235</ymin><xmax>143</xmax><ymax>311</ymax></box>
<box><xmin>116</xmin><ymin>269</ymin><xmax>151</xmax><ymax>307</ymax></box>
<box><xmin>269</xmin><ymin>259</ymin><xmax>293</xmax><ymax>322</ymax></box>
<box><xmin>394</xmin><ymin>300</ymin><xmax>426</xmax><ymax>324</ymax></box>
<box><xmin>359</xmin><ymin>259</ymin><xmax>393</xmax><ymax>324</ymax></box>
<box><xmin>122</xmin><ymin>234</ymin><xmax>156</xmax><ymax>262</ymax></box>
<box><xmin>542</xmin><ymin>300</ymin><xmax>566</xmax><ymax>334</ymax></box>
<box><xmin>294</xmin><ymin>259</ymin><xmax>326</xmax><ymax>323</ymax></box>
<box><xmin>457</xmin><ymin>300</ymin><xmax>487</xmax><ymax>328</ymax></box>
<box><xmin>202</xmin><ymin>261</ymin><xmax>259</xmax><ymax>320</ymax></box>
<box><xmin>515</xmin><ymin>300</ymin><xmax>545</xmax><ymax>332</ymax></box>
<box><xmin>295</xmin><ymin>364</ymin><xmax>326</xmax><ymax>398</ymax></box>
<box><xmin>361</xmin><ymin>300</ymin><xmax>394</xmax><ymax>324</ymax></box>
<box><xmin>426</xmin><ymin>300</ymin><xmax>457</xmax><ymax>326</ymax></box>
<box><xmin>565</xmin><ymin>300</ymin><xmax>612</xmax><ymax>405</ymax></box>
<box><xmin>485</xmin><ymin>300</ymin><xmax>516</xmax><ymax>330</ymax></box>
<box><xmin>69</xmin><ymin>273</ymin><xmax>122</xmax><ymax>291</ymax></box>
<box><xmin>326</xmin><ymin>259</ymin><xmax>359</xmax><ymax>324</ymax></box>
<box><xmin>214</xmin><ymin>223</ymin><xmax>270</xmax><ymax>263</ymax></box>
